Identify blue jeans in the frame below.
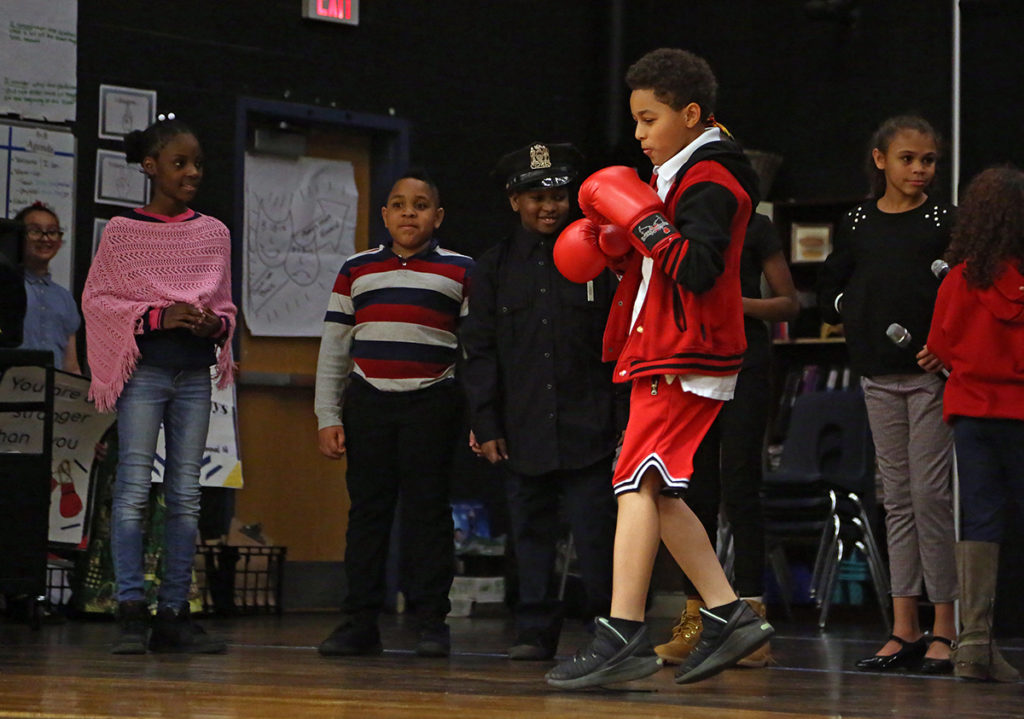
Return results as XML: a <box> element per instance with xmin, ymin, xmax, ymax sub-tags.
<box><xmin>113</xmin><ymin>365</ymin><xmax>211</xmax><ymax>607</ymax></box>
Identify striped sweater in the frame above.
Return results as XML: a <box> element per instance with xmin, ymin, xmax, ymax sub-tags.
<box><xmin>314</xmin><ymin>239</ymin><xmax>473</xmax><ymax>429</ymax></box>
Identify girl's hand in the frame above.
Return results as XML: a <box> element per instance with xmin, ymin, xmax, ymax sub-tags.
<box><xmin>916</xmin><ymin>345</ymin><xmax>946</xmax><ymax>374</ymax></box>
<box><xmin>162</xmin><ymin>302</ymin><xmax>204</xmax><ymax>330</ymax></box>
<box><xmin>191</xmin><ymin>308</ymin><xmax>222</xmax><ymax>337</ymax></box>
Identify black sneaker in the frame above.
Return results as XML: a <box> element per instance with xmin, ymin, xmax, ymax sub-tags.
<box><xmin>111</xmin><ymin>600</ymin><xmax>150</xmax><ymax>655</ymax></box>
<box><xmin>674</xmin><ymin>601</ymin><xmax>774</xmax><ymax>684</ymax></box>
<box><xmin>415</xmin><ymin>622</ymin><xmax>451</xmax><ymax>657</ymax></box>
<box><xmin>509</xmin><ymin>628</ymin><xmax>557</xmax><ymax>661</ymax></box>
<box><xmin>148</xmin><ymin>604</ymin><xmax>227</xmax><ymax>654</ymax></box>
<box><xmin>318</xmin><ymin>619</ymin><xmax>383</xmax><ymax>656</ymax></box>
<box><xmin>545</xmin><ymin>617</ymin><xmax>662</xmax><ymax>689</ymax></box>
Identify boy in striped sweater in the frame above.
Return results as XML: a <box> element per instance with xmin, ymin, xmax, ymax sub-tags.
<box><xmin>314</xmin><ymin>170</ymin><xmax>473</xmax><ymax>658</ymax></box>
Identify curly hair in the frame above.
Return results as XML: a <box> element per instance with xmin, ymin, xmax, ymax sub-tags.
<box><xmin>865</xmin><ymin>115</ymin><xmax>941</xmax><ymax>197</ymax></box>
<box><xmin>947</xmin><ymin>165</ymin><xmax>1024</xmax><ymax>288</ymax></box>
<box><xmin>625</xmin><ymin>48</ymin><xmax>717</xmax><ymax>121</ymax></box>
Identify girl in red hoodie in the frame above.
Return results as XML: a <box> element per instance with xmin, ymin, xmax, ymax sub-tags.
<box><xmin>926</xmin><ymin>165</ymin><xmax>1024</xmax><ymax>682</ymax></box>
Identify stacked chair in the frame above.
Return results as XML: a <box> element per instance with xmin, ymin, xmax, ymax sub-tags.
<box><xmin>762</xmin><ymin>389</ymin><xmax>891</xmax><ymax>631</ymax></box>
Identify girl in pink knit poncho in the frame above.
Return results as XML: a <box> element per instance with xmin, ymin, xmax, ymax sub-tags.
<box><xmin>82</xmin><ymin>116</ymin><xmax>235</xmax><ymax>655</ymax></box>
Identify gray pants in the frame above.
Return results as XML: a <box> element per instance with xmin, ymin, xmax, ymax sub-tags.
<box><xmin>861</xmin><ymin>373</ymin><xmax>957</xmax><ymax>601</ymax></box>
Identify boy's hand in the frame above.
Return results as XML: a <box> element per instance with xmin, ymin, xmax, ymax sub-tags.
<box><xmin>480</xmin><ymin>438</ymin><xmax>508</xmax><ymax>464</ymax></box>
<box><xmin>318</xmin><ymin>426</ymin><xmax>346</xmax><ymax>459</ymax></box>
<box><xmin>554</xmin><ymin>219</ymin><xmax>607</xmax><ymax>283</ymax></box>
<box><xmin>580</xmin><ymin>166</ymin><xmax>680</xmax><ymax>255</ymax></box>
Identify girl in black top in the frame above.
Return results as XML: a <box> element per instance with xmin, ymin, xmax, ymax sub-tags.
<box><xmin>819</xmin><ymin>115</ymin><xmax>957</xmax><ymax>674</ymax></box>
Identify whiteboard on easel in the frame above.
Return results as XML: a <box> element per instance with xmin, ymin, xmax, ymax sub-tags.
<box><xmin>0</xmin><ymin>2</ymin><xmax>77</xmax><ymax>122</ymax></box>
<box><xmin>0</xmin><ymin>121</ymin><xmax>76</xmax><ymax>291</ymax></box>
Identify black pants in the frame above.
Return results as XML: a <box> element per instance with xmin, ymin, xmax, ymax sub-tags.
<box><xmin>341</xmin><ymin>379</ymin><xmax>459</xmax><ymax>627</ymax></box>
<box><xmin>955</xmin><ymin>416</ymin><xmax>1024</xmax><ymax>543</ymax></box>
<box><xmin>505</xmin><ymin>455</ymin><xmax>617</xmax><ymax>634</ymax></box>
<box><xmin>685</xmin><ymin>362</ymin><xmax>769</xmax><ymax>597</ymax></box>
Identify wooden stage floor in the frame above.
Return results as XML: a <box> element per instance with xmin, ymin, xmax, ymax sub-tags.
<box><xmin>1</xmin><ymin>607</ymin><xmax>1020</xmax><ymax>719</ymax></box>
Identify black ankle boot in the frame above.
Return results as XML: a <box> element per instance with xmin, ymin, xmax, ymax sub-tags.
<box><xmin>112</xmin><ymin>600</ymin><xmax>150</xmax><ymax>655</ymax></box>
<box><xmin>148</xmin><ymin>603</ymin><xmax>226</xmax><ymax>654</ymax></box>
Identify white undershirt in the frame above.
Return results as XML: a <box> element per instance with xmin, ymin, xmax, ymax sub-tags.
<box><xmin>631</xmin><ymin>127</ymin><xmax>736</xmax><ymax>401</ymax></box>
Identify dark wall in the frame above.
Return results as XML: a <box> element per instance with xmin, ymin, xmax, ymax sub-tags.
<box><xmin>960</xmin><ymin>0</ymin><xmax>1024</xmax><ymax>189</ymax></box>
<box><xmin>73</xmin><ymin>0</ymin><xmax>1018</xmax><ymax>285</ymax></box>
<box><xmin>612</xmin><ymin>1</ymin><xmax>954</xmax><ymax>202</ymax></box>
<box><xmin>74</xmin><ymin>0</ymin><xmax>607</xmax><ymax>291</ymax></box>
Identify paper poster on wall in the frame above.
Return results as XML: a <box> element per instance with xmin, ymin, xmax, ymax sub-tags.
<box><xmin>153</xmin><ymin>375</ymin><xmax>244</xmax><ymax>489</ymax></box>
<box><xmin>0</xmin><ymin>121</ymin><xmax>76</xmax><ymax>291</ymax></box>
<box><xmin>95</xmin><ymin>149</ymin><xmax>148</xmax><ymax>208</ymax></box>
<box><xmin>0</xmin><ymin>367</ymin><xmax>115</xmax><ymax>548</ymax></box>
<box><xmin>243</xmin><ymin>154</ymin><xmax>358</xmax><ymax>336</ymax></box>
<box><xmin>98</xmin><ymin>85</ymin><xmax>157</xmax><ymax>140</ymax></box>
<box><xmin>0</xmin><ymin>3</ymin><xmax>77</xmax><ymax>122</ymax></box>
<box><xmin>0</xmin><ymin>365</ymin><xmax>242</xmax><ymax>547</ymax></box>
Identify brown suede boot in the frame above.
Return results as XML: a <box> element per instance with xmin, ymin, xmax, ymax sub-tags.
<box><xmin>952</xmin><ymin>541</ymin><xmax>1020</xmax><ymax>682</ymax></box>
<box><xmin>655</xmin><ymin>598</ymin><xmax>704</xmax><ymax>664</ymax></box>
<box><xmin>735</xmin><ymin>598</ymin><xmax>773</xmax><ymax>668</ymax></box>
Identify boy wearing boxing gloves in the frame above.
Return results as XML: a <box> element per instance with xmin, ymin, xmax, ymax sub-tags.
<box><xmin>546</xmin><ymin>48</ymin><xmax>774</xmax><ymax>689</ymax></box>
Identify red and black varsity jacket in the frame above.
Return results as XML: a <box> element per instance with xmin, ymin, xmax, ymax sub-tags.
<box><xmin>603</xmin><ymin>140</ymin><xmax>761</xmax><ymax>382</ymax></box>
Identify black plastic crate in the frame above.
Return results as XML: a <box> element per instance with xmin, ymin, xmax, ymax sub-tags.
<box><xmin>194</xmin><ymin>545</ymin><xmax>286</xmax><ymax>615</ymax></box>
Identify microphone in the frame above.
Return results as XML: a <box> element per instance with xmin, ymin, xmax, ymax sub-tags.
<box><xmin>886</xmin><ymin>323</ymin><xmax>918</xmax><ymax>353</ymax></box>
<box><xmin>886</xmin><ymin>322</ymin><xmax>949</xmax><ymax>378</ymax></box>
<box><xmin>931</xmin><ymin>259</ymin><xmax>950</xmax><ymax>279</ymax></box>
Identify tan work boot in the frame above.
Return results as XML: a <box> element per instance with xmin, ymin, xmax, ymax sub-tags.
<box><xmin>735</xmin><ymin>598</ymin><xmax>772</xmax><ymax>668</ymax></box>
<box><xmin>655</xmin><ymin>598</ymin><xmax>704</xmax><ymax>664</ymax></box>
<box><xmin>952</xmin><ymin>541</ymin><xmax>1020</xmax><ymax>682</ymax></box>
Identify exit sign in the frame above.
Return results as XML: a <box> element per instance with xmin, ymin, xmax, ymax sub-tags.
<box><xmin>303</xmin><ymin>0</ymin><xmax>358</xmax><ymax>25</ymax></box>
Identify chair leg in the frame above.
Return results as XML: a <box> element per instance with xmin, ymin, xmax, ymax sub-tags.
<box><xmin>811</xmin><ymin>514</ymin><xmax>840</xmax><ymax>602</ymax></box>
<box><xmin>818</xmin><ymin>537</ymin><xmax>844</xmax><ymax>629</ymax></box>
<box><xmin>716</xmin><ymin>510</ymin><xmax>735</xmax><ymax>584</ymax></box>
<box><xmin>767</xmin><ymin>545</ymin><xmax>793</xmax><ymax>620</ymax></box>
<box><xmin>557</xmin><ymin>532</ymin><xmax>574</xmax><ymax>601</ymax></box>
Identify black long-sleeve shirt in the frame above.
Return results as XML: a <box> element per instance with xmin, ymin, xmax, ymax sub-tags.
<box><xmin>460</xmin><ymin>225</ymin><xmax>626</xmax><ymax>477</ymax></box>
<box><xmin>817</xmin><ymin>199</ymin><xmax>953</xmax><ymax>377</ymax></box>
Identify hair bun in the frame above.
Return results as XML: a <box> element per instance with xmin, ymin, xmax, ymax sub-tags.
<box><xmin>123</xmin><ymin>129</ymin><xmax>146</xmax><ymax>164</ymax></box>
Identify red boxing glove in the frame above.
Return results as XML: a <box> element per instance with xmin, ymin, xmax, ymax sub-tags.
<box><xmin>554</xmin><ymin>219</ymin><xmax>607</xmax><ymax>283</ymax></box>
<box><xmin>579</xmin><ymin>166</ymin><xmax>681</xmax><ymax>255</ymax></box>
<box><xmin>597</xmin><ymin>224</ymin><xmax>632</xmax><ymax>259</ymax></box>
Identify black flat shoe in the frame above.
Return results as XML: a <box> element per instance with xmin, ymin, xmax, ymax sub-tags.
<box><xmin>855</xmin><ymin>634</ymin><xmax>927</xmax><ymax>672</ymax></box>
<box><xmin>919</xmin><ymin>636</ymin><xmax>955</xmax><ymax>675</ymax></box>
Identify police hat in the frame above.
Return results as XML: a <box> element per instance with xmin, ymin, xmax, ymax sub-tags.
<box><xmin>493</xmin><ymin>142</ymin><xmax>584</xmax><ymax>193</ymax></box>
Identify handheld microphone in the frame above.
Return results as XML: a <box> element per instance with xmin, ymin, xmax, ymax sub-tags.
<box><xmin>886</xmin><ymin>323</ymin><xmax>918</xmax><ymax>352</ymax></box>
<box><xmin>931</xmin><ymin>259</ymin><xmax>950</xmax><ymax>279</ymax></box>
<box><xmin>886</xmin><ymin>322</ymin><xmax>949</xmax><ymax>378</ymax></box>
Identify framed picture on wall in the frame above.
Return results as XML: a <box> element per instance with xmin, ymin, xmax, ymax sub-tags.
<box><xmin>92</xmin><ymin>218</ymin><xmax>108</xmax><ymax>257</ymax></box>
<box><xmin>94</xmin><ymin>149</ymin><xmax>149</xmax><ymax>207</ymax></box>
<box><xmin>790</xmin><ymin>222</ymin><xmax>833</xmax><ymax>263</ymax></box>
<box><xmin>98</xmin><ymin>85</ymin><xmax>156</xmax><ymax>140</ymax></box>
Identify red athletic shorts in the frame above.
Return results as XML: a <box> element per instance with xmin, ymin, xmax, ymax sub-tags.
<box><xmin>612</xmin><ymin>375</ymin><xmax>723</xmax><ymax>496</ymax></box>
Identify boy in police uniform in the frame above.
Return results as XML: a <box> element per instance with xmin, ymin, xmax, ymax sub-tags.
<box><xmin>460</xmin><ymin>142</ymin><xmax>624</xmax><ymax>660</ymax></box>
